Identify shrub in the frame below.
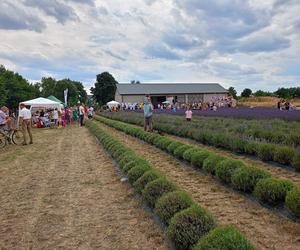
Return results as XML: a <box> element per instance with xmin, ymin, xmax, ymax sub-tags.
<box><xmin>215</xmin><ymin>159</ymin><xmax>245</xmax><ymax>184</ymax></box>
<box><xmin>193</xmin><ymin>225</ymin><xmax>256</xmax><ymax>250</ymax></box>
<box><xmin>128</xmin><ymin>164</ymin><xmax>151</xmax><ymax>184</ymax></box>
<box><xmin>155</xmin><ymin>191</ymin><xmax>193</xmax><ymax>225</ymax></box>
<box><xmin>142</xmin><ymin>178</ymin><xmax>177</xmax><ymax>208</ymax></box>
<box><xmin>174</xmin><ymin>145</ymin><xmax>194</xmax><ymax>159</ymax></box>
<box><xmin>123</xmin><ymin>159</ymin><xmax>149</xmax><ymax>173</ymax></box>
<box><xmin>231</xmin><ymin>166</ymin><xmax>271</xmax><ymax>193</ymax></box>
<box><xmin>286</xmin><ymin>187</ymin><xmax>300</xmax><ymax>218</ymax></box>
<box><xmin>155</xmin><ymin>137</ymin><xmax>173</xmax><ymax>150</ymax></box>
<box><xmin>244</xmin><ymin>141</ymin><xmax>259</xmax><ymax>155</ymax></box>
<box><xmin>144</xmin><ymin>133</ymin><xmax>159</xmax><ymax>144</ymax></box>
<box><xmin>133</xmin><ymin>170</ymin><xmax>162</xmax><ymax>194</ymax></box>
<box><xmin>229</xmin><ymin>137</ymin><xmax>247</xmax><ymax>153</ymax></box>
<box><xmin>118</xmin><ymin>154</ymin><xmax>136</xmax><ymax>166</ymax></box>
<box><xmin>191</xmin><ymin>150</ymin><xmax>212</xmax><ymax>168</ymax></box>
<box><xmin>167</xmin><ymin>141</ymin><xmax>185</xmax><ymax>154</ymax></box>
<box><xmin>183</xmin><ymin>148</ymin><xmax>199</xmax><ymax>162</ymax></box>
<box><xmin>293</xmin><ymin>152</ymin><xmax>300</xmax><ymax>171</ymax></box>
<box><xmin>256</xmin><ymin>143</ymin><xmax>276</xmax><ymax>161</ymax></box>
<box><xmin>254</xmin><ymin>178</ymin><xmax>294</xmax><ymax>205</ymax></box>
<box><xmin>203</xmin><ymin>154</ymin><xmax>226</xmax><ymax>175</ymax></box>
<box><xmin>167</xmin><ymin>204</ymin><xmax>216</xmax><ymax>250</ymax></box>
<box><xmin>274</xmin><ymin>146</ymin><xmax>294</xmax><ymax>165</ymax></box>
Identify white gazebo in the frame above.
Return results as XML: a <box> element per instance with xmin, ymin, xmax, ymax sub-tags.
<box><xmin>106</xmin><ymin>100</ymin><xmax>120</xmax><ymax>108</ymax></box>
<box><xmin>20</xmin><ymin>97</ymin><xmax>63</xmax><ymax>111</ymax></box>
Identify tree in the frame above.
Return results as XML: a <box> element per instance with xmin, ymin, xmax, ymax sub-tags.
<box><xmin>0</xmin><ymin>65</ymin><xmax>40</xmax><ymax>109</ymax></box>
<box><xmin>91</xmin><ymin>72</ymin><xmax>118</xmax><ymax>106</ymax></box>
<box><xmin>228</xmin><ymin>87</ymin><xmax>237</xmax><ymax>99</ymax></box>
<box><xmin>253</xmin><ymin>90</ymin><xmax>273</xmax><ymax>97</ymax></box>
<box><xmin>130</xmin><ymin>80</ymin><xmax>141</xmax><ymax>84</ymax></box>
<box><xmin>275</xmin><ymin>87</ymin><xmax>300</xmax><ymax>99</ymax></box>
<box><xmin>241</xmin><ymin>88</ymin><xmax>252</xmax><ymax>98</ymax></box>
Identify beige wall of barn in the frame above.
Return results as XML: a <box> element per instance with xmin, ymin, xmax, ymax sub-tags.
<box><xmin>115</xmin><ymin>93</ymin><xmax>145</xmax><ymax>103</ymax></box>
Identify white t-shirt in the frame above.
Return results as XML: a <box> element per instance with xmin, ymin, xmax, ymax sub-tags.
<box><xmin>19</xmin><ymin>107</ymin><xmax>32</xmax><ymax>120</ymax></box>
<box><xmin>53</xmin><ymin>110</ymin><xmax>58</xmax><ymax>119</ymax></box>
<box><xmin>79</xmin><ymin>105</ymin><xmax>85</xmax><ymax>115</ymax></box>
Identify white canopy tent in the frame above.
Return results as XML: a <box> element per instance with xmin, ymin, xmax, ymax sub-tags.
<box><xmin>106</xmin><ymin>100</ymin><xmax>120</xmax><ymax>108</ymax></box>
<box><xmin>20</xmin><ymin>97</ymin><xmax>63</xmax><ymax>111</ymax></box>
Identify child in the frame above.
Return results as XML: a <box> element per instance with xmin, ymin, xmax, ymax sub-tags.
<box><xmin>185</xmin><ymin>107</ymin><xmax>192</xmax><ymax>121</ymax></box>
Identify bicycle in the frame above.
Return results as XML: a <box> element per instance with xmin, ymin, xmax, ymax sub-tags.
<box><xmin>0</xmin><ymin>125</ymin><xmax>24</xmax><ymax>148</ymax></box>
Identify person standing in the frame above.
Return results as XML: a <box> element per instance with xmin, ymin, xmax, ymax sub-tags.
<box><xmin>79</xmin><ymin>103</ymin><xmax>85</xmax><ymax>126</ymax></box>
<box><xmin>143</xmin><ymin>95</ymin><xmax>153</xmax><ymax>132</ymax></box>
<box><xmin>19</xmin><ymin>103</ymin><xmax>33</xmax><ymax>145</ymax></box>
<box><xmin>185</xmin><ymin>107</ymin><xmax>193</xmax><ymax>121</ymax></box>
<box><xmin>53</xmin><ymin>108</ymin><xmax>59</xmax><ymax>126</ymax></box>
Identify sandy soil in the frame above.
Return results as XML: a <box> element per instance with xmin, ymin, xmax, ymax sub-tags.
<box><xmin>0</xmin><ymin>126</ymin><xmax>167</xmax><ymax>250</ymax></box>
<box><xmin>97</xmin><ymin>122</ymin><xmax>300</xmax><ymax>250</ymax></box>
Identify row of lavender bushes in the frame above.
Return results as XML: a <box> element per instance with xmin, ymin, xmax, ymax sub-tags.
<box><xmin>95</xmin><ymin>115</ymin><xmax>300</xmax><ymax>220</ymax></box>
<box><xmin>100</xmin><ymin>112</ymin><xmax>300</xmax><ymax>170</ymax></box>
<box><xmin>86</xmin><ymin>120</ymin><xmax>256</xmax><ymax>250</ymax></box>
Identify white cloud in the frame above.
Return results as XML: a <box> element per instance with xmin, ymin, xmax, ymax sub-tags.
<box><xmin>0</xmin><ymin>0</ymin><xmax>299</xmax><ymax>93</ymax></box>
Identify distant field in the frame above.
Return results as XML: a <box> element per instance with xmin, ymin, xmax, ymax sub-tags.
<box><xmin>238</xmin><ymin>96</ymin><xmax>300</xmax><ymax>108</ymax></box>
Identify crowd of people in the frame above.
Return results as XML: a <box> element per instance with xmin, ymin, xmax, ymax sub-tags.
<box><xmin>0</xmin><ymin>103</ymin><xmax>94</xmax><ymax>146</ymax></box>
<box><xmin>277</xmin><ymin>99</ymin><xmax>294</xmax><ymax>111</ymax></box>
<box><xmin>31</xmin><ymin>104</ymin><xmax>94</xmax><ymax>129</ymax></box>
<box><xmin>118</xmin><ymin>96</ymin><xmax>236</xmax><ymax>112</ymax></box>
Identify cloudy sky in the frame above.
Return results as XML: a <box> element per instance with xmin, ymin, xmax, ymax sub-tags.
<box><xmin>0</xmin><ymin>0</ymin><xmax>300</xmax><ymax>93</ymax></box>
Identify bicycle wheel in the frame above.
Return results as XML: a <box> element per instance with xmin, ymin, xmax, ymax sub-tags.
<box><xmin>12</xmin><ymin>130</ymin><xmax>23</xmax><ymax>145</ymax></box>
<box><xmin>0</xmin><ymin>132</ymin><xmax>6</xmax><ymax>148</ymax></box>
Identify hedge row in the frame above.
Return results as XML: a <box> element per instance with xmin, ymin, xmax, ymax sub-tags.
<box><xmin>86</xmin><ymin>120</ymin><xmax>255</xmax><ymax>250</ymax></box>
<box><xmin>99</xmin><ymin>112</ymin><xmax>300</xmax><ymax>169</ymax></box>
<box><xmin>95</xmin><ymin>115</ymin><xmax>300</xmax><ymax>219</ymax></box>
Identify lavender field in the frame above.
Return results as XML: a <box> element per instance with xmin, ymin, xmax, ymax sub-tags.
<box><xmin>146</xmin><ymin>107</ymin><xmax>300</xmax><ymax>121</ymax></box>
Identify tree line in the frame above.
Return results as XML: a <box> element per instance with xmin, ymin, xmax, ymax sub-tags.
<box><xmin>0</xmin><ymin>65</ymin><xmax>87</xmax><ymax>110</ymax></box>
<box><xmin>228</xmin><ymin>86</ymin><xmax>300</xmax><ymax>99</ymax></box>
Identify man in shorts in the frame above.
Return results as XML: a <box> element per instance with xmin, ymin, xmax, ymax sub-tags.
<box><xmin>143</xmin><ymin>95</ymin><xmax>153</xmax><ymax>132</ymax></box>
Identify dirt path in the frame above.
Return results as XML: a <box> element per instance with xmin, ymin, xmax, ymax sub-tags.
<box><xmin>97</xmin><ymin>122</ymin><xmax>300</xmax><ymax>250</ymax></box>
<box><xmin>0</xmin><ymin>126</ymin><xmax>167</xmax><ymax>250</ymax></box>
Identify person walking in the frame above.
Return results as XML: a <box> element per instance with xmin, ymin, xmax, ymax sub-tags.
<box><xmin>19</xmin><ymin>103</ymin><xmax>33</xmax><ymax>145</ymax></box>
<box><xmin>143</xmin><ymin>95</ymin><xmax>153</xmax><ymax>132</ymax></box>
<box><xmin>79</xmin><ymin>103</ymin><xmax>85</xmax><ymax>126</ymax></box>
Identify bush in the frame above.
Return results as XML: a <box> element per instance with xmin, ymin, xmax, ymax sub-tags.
<box><xmin>118</xmin><ymin>154</ymin><xmax>136</xmax><ymax>166</ymax></box>
<box><xmin>167</xmin><ymin>141</ymin><xmax>185</xmax><ymax>154</ymax></box>
<box><xmin>155</xmin><ymin>137</ymin><xmax>173</xmax><ymax>150</ymax></box>
<box><xmin>143</xmin><ymin>178</ymin><xmax>177</xmax><ymax>208</ymax></box>
<box><xmin>183</xmin><ymin>148</ymin><xmax>199</xmax><ymax>162</ymax></box>
<box><xmin>128</xmin><ymin>164</ymin><xmax>151</xmax><ymax>184</ymax></box>
<box><xmin>254</xmin><ymin>178</ymin><xmax>294</xmax><ymax>205</ymax></box>
<box><xmin>244</xmin><ymin>141</ymin><xmax>259</xmax><ymax>155</ymax></box>
<box><xmin>256</xmin><ymin>143</ymin><xmax>276</xmax><ymax>161</ymax></box>
<box><xmin>274</xmin><ymin>146</ymin><xmax>294</xmax><ymax>165</ymax></box>
<box><xmin>231</xmin><ymin>166</ymin><xmax>271</xmax><ymax>193</ymax></box>
<box><xmin>123</xmin><ymin>159</ymin><xmax>149</xmax><ymax>173</ymax></box>
<box><xmin>292</xmin><ymin>152</ymin><xmax>300</xmax><ymax>171</ymax></box>
<box><xmin>133</xmin><ymin>170</ymin><xmax>162</xmax><ymax>194</ymax></box>
<box><xmin>193</xmin><ymin>225</ymin><xmax>256</xmax><ymax>250</ymax></box>
<box><xmin>167</xmin><ymin>204</ymin><xmax>216</xmax><ymax>250</ymax></box>
<box><xmin>203</xmin><ymin>154</ymin><xmax>226</xmax><ymax>175</ymax></box>
<box><xmin>215</xmin><ymin>159</ymin><xmax>245</xmax><ymax>184</ymax></box>
<box><xmin>155</xmin><ymin>191</ymin><xmax>193</xmax><ymax>225</ymax></box>
<box><xmin>191</xmin><ymin>150</ymin><xmax>212</xmax><ymax>168</ymax></box>
<box><xmin>174</xmin><ymin>145</ymin><xmax>194</xmax><ymax>159</ymax></box>
<box><xmin>229</xmin><ymin>137</ymin><xmax>247</xmax><ymax>153</ymax></box>
<box><xmin>286</xmin><ymin>187</ymin><xmax>300</xmax><ymax>218</ymax></box>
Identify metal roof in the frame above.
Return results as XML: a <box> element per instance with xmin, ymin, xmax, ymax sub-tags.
<box><xmin>116</xmin><ymin>83</ymin><xmax>228</xmax><ymax>95</ymax></box>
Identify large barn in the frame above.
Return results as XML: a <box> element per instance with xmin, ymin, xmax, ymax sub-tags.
<box><xmin>115</xmin><ymin>83</ymin><xmax>228</xmax><ymax>106</ymax></box>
